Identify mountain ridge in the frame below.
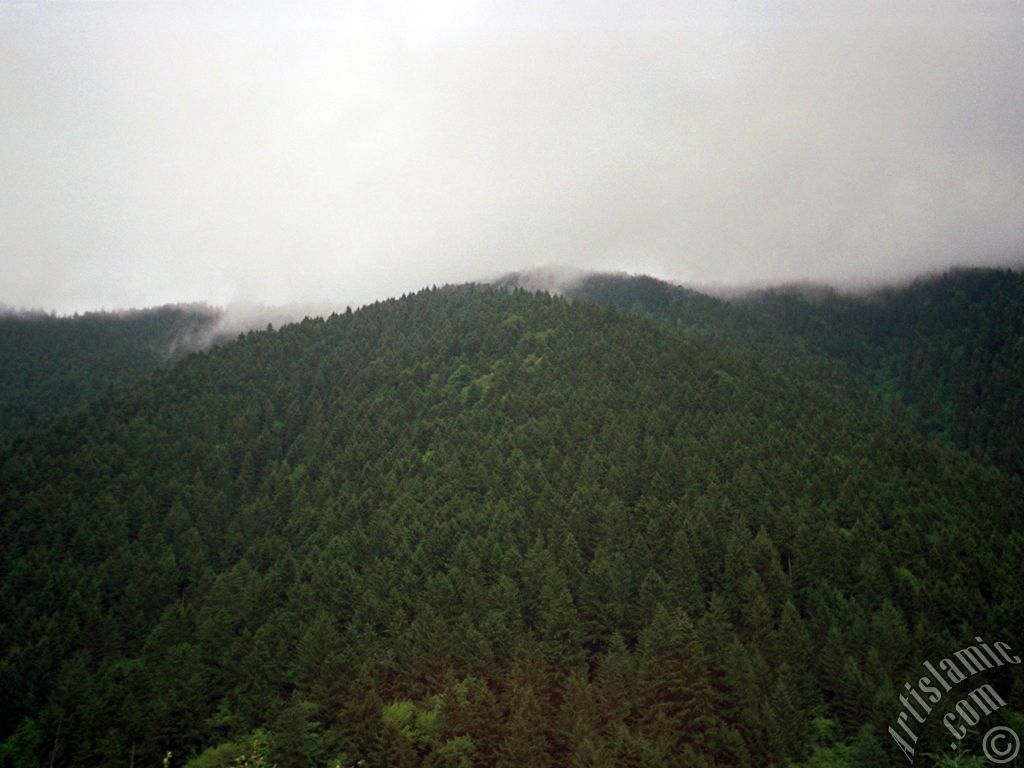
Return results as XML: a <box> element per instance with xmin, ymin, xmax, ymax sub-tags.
<box><xmin>1</xmin><ymin>281</ymin><xmax>1021</xmax><ymax>767</ymax></box>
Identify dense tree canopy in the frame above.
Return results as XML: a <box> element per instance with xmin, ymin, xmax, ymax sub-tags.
<box><xmin>1</xmin><ymin>273</ymin><xmax>1022</xmax><ymax>767</ymax></box>
<box><xmin>569</xmin><ymin>268</ymin><xmax>1024</xmax><ymax>477</ymax></box>
<box><xmin>0</xmin><ymin>306</ymin><xmax>218</xmax><ymax>441</ymax></box>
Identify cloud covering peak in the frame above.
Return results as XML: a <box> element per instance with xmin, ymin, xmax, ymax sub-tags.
<box><xmin>2</xmin><ymin>1</ymin><xmax>1022</xmax><ymax>311</ymax></box>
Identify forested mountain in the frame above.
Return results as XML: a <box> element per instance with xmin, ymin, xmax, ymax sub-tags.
<box><xmin>562</xmin><ymin>268</ymin><xmax>1024</xmax><ymax>477</ymax></box>
<box><xmin>0</xmin><ymin>307</ymin><xmax>219</xmax><ymax>441</ymax></box>
<box><xmin>1</xmin><ymin>279</ymin><xmax>1022</xmax><ymax>767</ymax></box>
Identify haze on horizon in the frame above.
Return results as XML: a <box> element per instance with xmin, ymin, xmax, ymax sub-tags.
<box><xmin>2</xmin><ymin>0</ymin><xmax>1023</xmax><ymax>314</ymax></box>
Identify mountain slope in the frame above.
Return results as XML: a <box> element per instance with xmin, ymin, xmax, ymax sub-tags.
<box><xmin>563</xmin><ymin>267</ymin><xmax>1024</xmax><ymax>476</ymax></box>
<box><xmin>0</xmin><ymin>306</ymin><xmax>219</xmax><ymax>441</ymax></box>
<box><xmin>0</xmin><ymin>285</ymin><xmax>1021</xmax><ymax>768</ymax></box>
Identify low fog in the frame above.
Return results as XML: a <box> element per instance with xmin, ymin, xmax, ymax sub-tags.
<box><xmin>2</xmin><ymin>1</ymin><xmax>1023</xmax><ymax>313</ymax></box>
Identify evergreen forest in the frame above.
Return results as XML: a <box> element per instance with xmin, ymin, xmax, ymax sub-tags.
<box><xmin>1</xmin><ymin>269</ymin><xmax>1022</xmax><ymax>767</ymax></box>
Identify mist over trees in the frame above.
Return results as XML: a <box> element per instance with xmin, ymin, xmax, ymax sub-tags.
<box><xmin>0</xmin><ymin>306</ymin><xmax>219</xmax><ymax>440</ymax></box>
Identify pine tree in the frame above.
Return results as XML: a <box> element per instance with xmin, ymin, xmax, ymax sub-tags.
<box><xmin>637</xmin><ymin>606</ymin><xmax>717</xmax><ymax>758</ymax></box>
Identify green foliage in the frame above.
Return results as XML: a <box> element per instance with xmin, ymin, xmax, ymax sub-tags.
<box><xmin>232</xmin><ymin>732</ymin><xmax>275</xmax><ymax>768</ymax></box>
<box><xmin>187</xmin><ymin>740</ymin><xmax>246</xmax><ymax>768</ymax></box>
<box><xmin>0</xmin><ymin>719</ymin><xmax>42</xmax><ymax>768</ymax></box>
<box><xmin>571</xmin><ymin>268</ymin><xmax>1024</xmax><ymax>477</ymax></box>
<box><xmin>0</xmin><ymin>305</ymin><xmax>218</xmax><ymax>440</ymax></box>
<box><xmin>0</xmin><ymin>276</ymin><xmax>1021</xmax><ymax>766</ymax></box>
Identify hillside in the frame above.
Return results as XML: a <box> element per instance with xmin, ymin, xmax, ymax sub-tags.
<box><xmin>0</xmin><ymin>306</ymin><xmax>219</xmax><ymax>441</ymax></box>
<box><xmin>1</xmin><ymin>285</ymin><xmax>1021</xmax><ymax>768</ymax></box>
<box><xmin>562</xmin><ymin>268</ymin><xmax>1024</xmax><ymax>477</ymax></box>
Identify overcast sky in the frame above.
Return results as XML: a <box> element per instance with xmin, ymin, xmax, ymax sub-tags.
<box><xmin>2</xmin><ymin>1</ymin><xmax>1023</xmax><ymax>312</ymax></box>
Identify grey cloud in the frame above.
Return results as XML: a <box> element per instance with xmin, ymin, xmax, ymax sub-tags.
<box><xmin>1</xmin><ymin>1</ymin><xmax>1022</xmax><ymax>312</ymax></box>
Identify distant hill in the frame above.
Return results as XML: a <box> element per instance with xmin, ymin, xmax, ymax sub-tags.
<box><xmin>543</xmin><ymin>268</ymin><xmax>1024</xmax><ymax>477</ymax></box>
<box><xmin>1</xmin><ymin>283</ymin><xmax>1020</xmax><ymax>767</ymax></box>
<box><xmin>0</xmin><ymin>306</ymin><xmax>219</xmax><ymax>441</ymax></box>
